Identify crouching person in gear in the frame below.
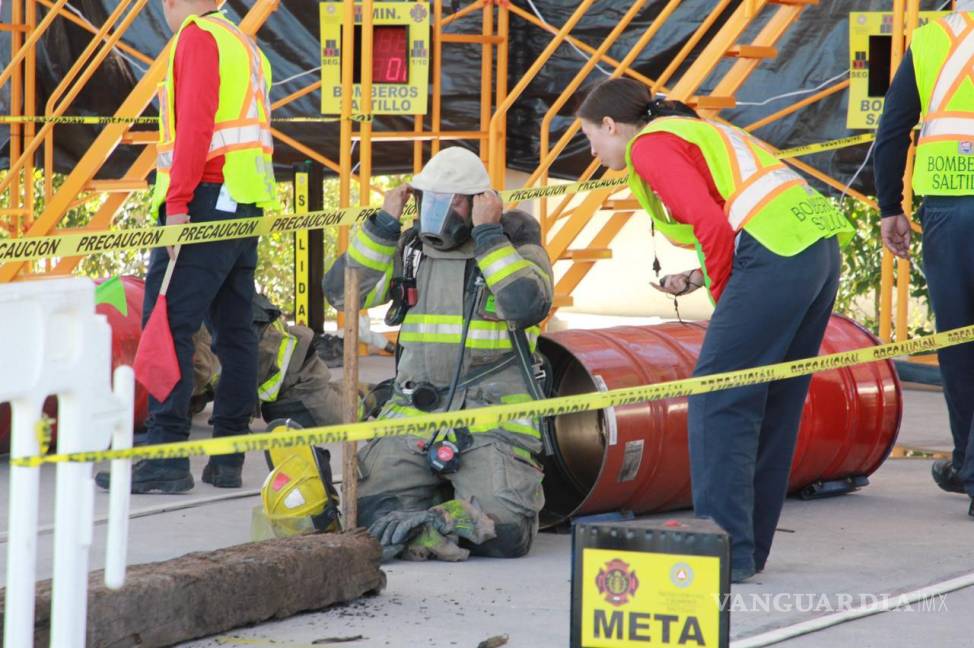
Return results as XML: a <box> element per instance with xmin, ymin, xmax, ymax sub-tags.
<box><xmin>323</xmin><ymin>147</ymin><xmax>553</xmax><ymax>561</ymax></box>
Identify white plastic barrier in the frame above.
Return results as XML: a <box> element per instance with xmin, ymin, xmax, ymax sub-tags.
<box><xmin>1</xmin><ymin>277</ymin><xmax>134</xmax><ymax>648</ymax></box>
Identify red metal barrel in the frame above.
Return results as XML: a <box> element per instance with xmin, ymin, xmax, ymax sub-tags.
<box><xmin>537</xmin><ymin>315</ymin><xmax>902</xmax><ymax>526</ymax></box>
<box><xmin>0</xmin><ymin>276</ymin><xmax>149</xmax><ymax>453</ymax></box>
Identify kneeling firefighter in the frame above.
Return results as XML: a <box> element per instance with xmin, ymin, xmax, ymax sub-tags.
<box><xmin>324</xmin><ymin>147</ymin><xmax>554</xmax><ymax>560</ymax></box>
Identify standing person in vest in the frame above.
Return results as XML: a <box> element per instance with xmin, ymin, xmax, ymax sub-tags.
<box><xmin>324</xmin><ymin>147</ymin><xmax>553</xmax><ymax>560</ymax></box>
<box><xmin>96</xmin><ymin>0</ymin><xmax>277</xmax><ymax>493</ymax></box>
<box><xmin>577</xmin><ymin>78</ymin><xmax>853</xmax><ymax>582</ymax></box>
<box><xmin>875</xmin><ymin>1</ymin><xmax>974</xmax><ymax>517</ymax></box>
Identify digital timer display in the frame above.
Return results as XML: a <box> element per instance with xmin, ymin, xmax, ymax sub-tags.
<box><xmin>351</xmin><ymin>26</ymin><xmax>409</xmax><ymax>84</ymax></box>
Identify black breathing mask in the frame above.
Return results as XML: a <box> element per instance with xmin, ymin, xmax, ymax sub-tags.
<box><xmin>416</xmin><ymin>191</ymin><xmax>473</xmax><ymax>251</ymax></box>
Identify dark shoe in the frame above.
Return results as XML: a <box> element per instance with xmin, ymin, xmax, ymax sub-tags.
<box><xmin>201</xmin><ymin>461</ymin><xmax>242</xmax><ymax>488</ymax></box>
<box><xmin>968</xmin><ymin>497</ymin><xmax>974</xmax><ymax>519</ymax></box>
<box><xmin>95</xmin><ymin>460</ymin><xmax>194</xmax><ymax>494</ymax></box>
<box><xmin>731</xmin><ymin>566</ymin><xmax>756</xmax><ymax>584</ymax></box>
<box><xmin>932</xmin><ymin>460</ymin><xmax>966</xmax><ymax>494</ymax></box>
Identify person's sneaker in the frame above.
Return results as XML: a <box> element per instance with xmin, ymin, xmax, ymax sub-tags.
<box><xmin>201</xmin><ymin>461</ymin><xmax>242</xmax><ymax>488</ymax></box>
<box><xmin>932</xmin><ymin>460</ymin><xmax>966</xmax><ymax>494</ymax></box>
<box><xmin>95</xmin><ymin>460</ymin><xmax>194</xmax><ymax>494</ymax></box>
<box><xmin>731</xmin><ymin>566</ymin><xmax>756</xmax><ymax>584</ymax></box>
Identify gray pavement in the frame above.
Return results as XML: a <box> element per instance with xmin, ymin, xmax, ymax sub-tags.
<box><xmin>3</xmin><ymin>356</ymin><xmax>973</xmax><ymax>647</ymax></box>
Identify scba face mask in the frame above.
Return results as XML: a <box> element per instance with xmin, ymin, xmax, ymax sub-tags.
<box><xmin>417</xmin><ymin>191</ymin><xmax>473</xmax><ymax>251</ymax></box>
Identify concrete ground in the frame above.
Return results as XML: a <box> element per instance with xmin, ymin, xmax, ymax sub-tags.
<box><xmin>3</xmin><ymin>354</ymin><xmax>973</xmax><ymax>647</ymax></box>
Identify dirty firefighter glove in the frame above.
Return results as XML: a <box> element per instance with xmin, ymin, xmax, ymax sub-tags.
<box><xmin>402</xmin><ymin>526</ymin><xmax>471</xmax><ymax>562</ymax></box>
<box><xmin>429</xmin><ymin>498</ymin><xmax>496</xmax><ymax>544</ymax></box>
<box><xmin>368</xmin><ymin>509</ymin><xmax>447</xmax><ymax>547</ymax></box>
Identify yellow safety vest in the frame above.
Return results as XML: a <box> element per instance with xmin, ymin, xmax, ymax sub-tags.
<box><xmin>151</xmin><ymin>12</ymin><xmax>278</xmax><ymax>216</ymax></box>
<box><xmin>912</xmin><ymin>12</ymin><xmax>974</xmax><ymax>195</ymax></box>
<box><xmin>258</xmin><ymin>321</ymin><xmax>297</xmax><ymax>403</ymax></box>
<box><xmin>626</xmin><ymin>117</ymin><xmax>852</xmax><ymax>292</ymax></box>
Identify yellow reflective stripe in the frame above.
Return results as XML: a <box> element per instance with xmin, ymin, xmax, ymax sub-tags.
<box><xmin>349</xmin><ymin>227</ymin><xmax>394</xmax><ymax>272</ymax></box>
<box><xmin>385</xmin><ymin>402</ymin><xmax>427</xmax><ymax>418</ymax></box>
<box><xmin>400</xmin><ymin>315</ymin><xmax>535</xmax><ymax>349</ymax></box>
<box><xmin>257</xmin><ymin>332</ymin><xmax>297</xmax><ymax>402</ymax></box>
<box><xmin>400</xmin><ymin>332</ymin><xmax>463</xmax><ymax>344</ymax></box>
<box><xmin>479</xmin><ymin>246</ymin><xmax>533</xmax><ymax>288</ymax></box>
<box><xmin>363</xmin><ymin>267</ymin><xmax>393</xmax><ymax>308</ymax></box>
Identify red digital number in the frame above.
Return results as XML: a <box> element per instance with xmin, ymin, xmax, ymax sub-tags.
<box><xmin>372</xmin><ymin>27</ymin><xmax>407</xmax><ymax>83</ymax></box>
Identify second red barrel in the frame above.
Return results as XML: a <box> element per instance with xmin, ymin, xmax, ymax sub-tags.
<box><xmin>537</xmin><ymin>315</ymin><xmax>902</xmax><ymax>526</ymax></box>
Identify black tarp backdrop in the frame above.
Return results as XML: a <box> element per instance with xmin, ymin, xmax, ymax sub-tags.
<box><xmin>0</xmin><ymin>0</ymin><xmax>950</xmax><ymax>194</ymax></box>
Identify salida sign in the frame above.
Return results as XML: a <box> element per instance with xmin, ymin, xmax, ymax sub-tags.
<box><xmin>580</xmin><ymin>549</ymin><xmax>720</xmax><ymax>647</ymax></box>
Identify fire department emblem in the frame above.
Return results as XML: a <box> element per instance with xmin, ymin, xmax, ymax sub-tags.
<box><xmin>596</xmin><ymin>559</ymin><xmax>639</xmax><ymax>607</ymax></box>
<box><xmin>960</xmin><ymin>141</ymin><xmax>973</xmax><ymax>155</ymax></box>
<box><xmin>411</xmin><ymin>4</ymin><xmax>428</xmax><ymax>22</ymax></box>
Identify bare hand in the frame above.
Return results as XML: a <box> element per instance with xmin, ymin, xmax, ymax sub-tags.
<box><xmin>166</xmin><ymin>213</ymin><xmax>189</xmax><ymax>259</ymax></box>
<box><xmin>382</xmin><ymin>184</ymin><xmax>412</xmax><ymax>220</ymax></box>
<box><xmin>651</xmin><ymin>269</ymin><xmax>703</xmax><ymax>296</ymax></box>
<box><xmin>472</xmin><ymin>191</ymin><xmax>503</xmax><ymax>227</ymax></box>
<box><xmin>881</xmin><ymin>213</ymin><xmax>912</xmax><ymax>259</ymax></box>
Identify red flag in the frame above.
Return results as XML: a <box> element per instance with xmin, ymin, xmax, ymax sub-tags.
<box><xmin>134</xmin><ymin>251</ymin><xmax>180</xmax><ymax>402</ymax></box>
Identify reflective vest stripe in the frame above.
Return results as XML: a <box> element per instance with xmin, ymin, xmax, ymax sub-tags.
<box><xmin>400</xmin><ymin>314</ymin><xmax>538</xmax><ymax>350</ymax></box>
<box><xmin>208</xmin><ymin>123</ymin><xmax>274</xmax><ymax>159</ymax></box>
<box><xmin>918</xmin><ymin>14</ymin><xmax>974</xmax><ymax>146</ymax></box>
<box><xmin>727</xmin><ymin>168</ymin><xmax>804</xmax><ymax>231</ymax></box>
<box><xmin>919</xmin><ymin>114</ymin><xmax>974</xmax><ymax>141</ymax></box>
<box><xmin>349</xmin><ymin>227</ymin><xmax>395</xmax><ymax>272</ymax></box>
<box><xmin>257</xmin><ymin>330</ymin><xmax>297</xmax><ymax>402</ymax></box>
<box><xmin>479</xmin><ymin>247</ymin><xmax>533</xmax><ymax>289</ymax></box>
<box><xmin>710</xmin><ymin>124</ymin><xmax>804</xmax><ymax>232</ymax></box>
<box><xmin>927</xmin><ymin>17</ymin><xmax>974</xmax><ymax>115</ymax></box>
<box><xmin>363</xmin><ymin>267</ymin><xmax>393</xmax><ymax>309</ymax></box>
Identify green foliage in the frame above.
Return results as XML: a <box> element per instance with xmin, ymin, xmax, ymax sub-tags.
<box><xmin>834</xmin><ymin>197</ymin><xmax>932</xmax><ymax>338</ymax></box>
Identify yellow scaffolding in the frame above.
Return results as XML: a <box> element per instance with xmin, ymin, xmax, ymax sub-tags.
<box><xmin>0</xmin><ymin>0</ymin><xmax>944</xmax><ymax>341</ymax></box>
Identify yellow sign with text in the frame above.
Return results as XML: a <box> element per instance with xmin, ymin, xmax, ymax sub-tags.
<box><xmin>580</xmin><ymin>548</ymin><xmax>720</xmax><ymax>647</ymax></box>
<box><xmin>293</xmin><ymin>171</ymin><xmax>310</xmax><ymax>327</ymax></box>
<box><xmin>320</xmin><ymin>2</ymin><xmax>431</xmax><ymax>116</ymax></box>
<box><xmin>847</xmin><ymin>11</ymin><xmax>946</xmax><ymax>129</ymax></box>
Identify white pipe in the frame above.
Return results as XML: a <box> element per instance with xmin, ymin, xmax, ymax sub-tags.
<box><xmin>3</xmin><ymin>399</ymin><xmax>42</xmax><ymax>648</ymax></box>
<box><xmin>105</xmin><ymin>366</ymin><xmax>134</xmax><ymax>589</ymax></box>
<box><xmin>731</xmin><ymin>572</ymin><xmax>974</xmax><ymax>648</ymax></box>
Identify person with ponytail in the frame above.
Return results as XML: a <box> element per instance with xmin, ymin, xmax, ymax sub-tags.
<box><xmin>577</xmin><ymin>77</ymin><xmax>854</xmax><ymax>582</ymax></box>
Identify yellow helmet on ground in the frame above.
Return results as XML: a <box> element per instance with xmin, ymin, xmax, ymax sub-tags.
<box><xmin>251</xmin><ymin>419</ymin><xmax>341</xmax><ymax>541</ymax></box>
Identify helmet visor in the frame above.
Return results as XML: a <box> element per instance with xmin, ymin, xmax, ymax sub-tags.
<box><xmin>418</xmin><ymin>192</ymin><xmax>463</xmax><ymax>236</ymax></box>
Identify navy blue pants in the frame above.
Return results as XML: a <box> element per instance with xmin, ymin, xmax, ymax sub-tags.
<box><xmin>689</xmin><ymin>231</ymin><xmax>840</xmax><ymax>573</ymax></box>
<box><xmin>920</xmin><ymin>196</ymin><xmax>974</xmax><ymax>496</ymax></box>
<box><xmin>143</xmin><ymin>183</ymin><xmax>261</xmax><ymax>469</ymax></box>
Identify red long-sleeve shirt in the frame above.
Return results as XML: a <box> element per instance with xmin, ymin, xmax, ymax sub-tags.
<box><xmin>166</xmin><ymin>23</ymin><xmax>225</xmax><ymax>216</ymax></box>
<box><xmin>630</xmin><ymin>132</ymin><xmax>735</xmax><ymax>303</ymax></box>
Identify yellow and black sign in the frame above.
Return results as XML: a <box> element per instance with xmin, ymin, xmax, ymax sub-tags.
<box><xmin>572</xmin><ymin>519</ymin><xmax>728</xmax><ymax>648</ymax></box>
<box><xmin>847</xmin><ymin>11</ymin><xmax>945</xmax><ymax>129</ymax></box>
<box><xmin>320</xmin><ymin>2</ymin><xmax>431</xmax><ymax>116</ymax></box>
<box><xmin>293</xmin><ymin>171</ymin><xmax>311</xmax><ymax>327</ymax></box>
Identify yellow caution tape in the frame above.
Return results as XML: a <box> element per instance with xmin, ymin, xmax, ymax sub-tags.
<box><xmin>776</xmin><ymin>134</ymin><xmax>875</xmax><ymax>160</ymax></box>
<box><xmin>11</xmin><ymin>323</ymin><xmax>974</xmax><ymax>468</ymax></box>
<box><xmin>0</xmin><ymin>115</ymin><xmax>373</xmax><ymax>125</ymax></box>
<box><xmin>0</xmin><ymin>177</ymin><xmax>629</xmax><ymax>264</ymax></box>
<box><xmin>0</xmin><ymin>132</ymin><xmax>872</xmax><ymax>265</ymax></box>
